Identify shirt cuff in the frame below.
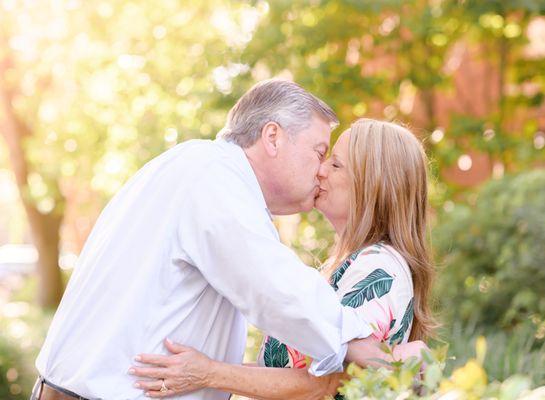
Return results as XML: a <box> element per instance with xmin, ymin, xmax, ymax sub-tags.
<box><xmin>308</xmin><ymin>307</ymin><xmax>373</xmax><ymax>376</ymax></box>
<box><xmin>340</xmin><ymin>305</ymin><xmax>373</xmax><ymax>342</ymax></box>
<box><xmin>308</xmin><ymin>342</ymin><xmax>348</xmax><ymax>376</ymax></box>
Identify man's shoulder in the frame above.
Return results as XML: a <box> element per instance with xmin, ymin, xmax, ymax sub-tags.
<box><xmin>170</xmin><ymin>138</ymin><xmax>242</xmax><ymax>165</ymax></box>
<box><xmin>145</xmin><ymin>139</ymin><xmax>239</xmax><ymax>178</ymax></box>
<box><xmin>167</xmin><ymin>138</ymin><xmax>221</xmax><ymax>163</ymax></box>
<box><xmin>159</xmin><ymin>139</ymin><xmax>255</xmax><ymax>198</ymax></box>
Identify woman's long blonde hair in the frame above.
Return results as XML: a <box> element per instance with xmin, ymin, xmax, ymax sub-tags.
<box><xmin>323</xmin><ymin>118</ymin><xmax>436</xmax><ymax>341</ymax></box>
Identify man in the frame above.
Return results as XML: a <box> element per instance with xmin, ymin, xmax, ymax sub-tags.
<box><xmin>33</xmin><ymin>79</ymin><xmax>420</xmax><ymax>400</ymax></box>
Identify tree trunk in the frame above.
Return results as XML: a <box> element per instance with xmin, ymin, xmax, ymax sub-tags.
<box><xmin>25</xmin><ymin>202</ymin><xmax>64</xmax><ymax>309</ymax></box>
<box><xmin>0</xmin><ymin>50</ymin><xmax>65</xmax><ymax>309</ymax></box>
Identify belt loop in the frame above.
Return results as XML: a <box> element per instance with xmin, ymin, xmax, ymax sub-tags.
<box><xmin>38</xmin><ymin>376</ymin><xmax>44</xmax><ymax>399</ymax></box>
<box><xmin>31</xmin><ymin>376</ymin><xmax>44</xmax><ymax>400</ymax></box>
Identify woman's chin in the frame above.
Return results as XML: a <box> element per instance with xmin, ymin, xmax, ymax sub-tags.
<box><xmin>313</xmin><ymin>196</ymin><xmax>326</xmax><ymax>212</ymax></box>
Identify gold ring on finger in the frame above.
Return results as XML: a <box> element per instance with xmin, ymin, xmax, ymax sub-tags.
<box><xmin>160</xmin><ymin>379</ymin><xmax>168</xmax><ymax>393</ymax></box>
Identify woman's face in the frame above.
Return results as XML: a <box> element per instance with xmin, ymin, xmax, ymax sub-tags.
<box><xmin>315</xmin><ymin>130</ymin><xmax>352</xmax><ymax>233</ymax></box>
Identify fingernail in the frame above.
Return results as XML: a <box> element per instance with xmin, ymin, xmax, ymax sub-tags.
<box><xmin>166</xmin><ymin>338</ymin><xmax>173</xmax><ymax>344</ymax></box>
<box><xmin>134</xmin><ymin>355</ymin><xmax>142</xmax><ymax>361</ymax></box>
<box><xmin>133</xmin><ymin>382</ymin><xmax>141</xmax><ymax>388</ymax></box>
<box><xmin>128</xmin><ymin>368</ymin><xmax>135</xmax><ymax>374</ymax></box>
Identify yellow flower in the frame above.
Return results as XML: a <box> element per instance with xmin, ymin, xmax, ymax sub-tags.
<box><xmin>440</xmin><ymin>359</ymin><xmax>487</xmax><ymax>395</ymax></box>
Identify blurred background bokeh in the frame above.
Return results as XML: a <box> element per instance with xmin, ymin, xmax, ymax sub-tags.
<box><xmin>1</xmin><ymin>0</ymin><xmax>544</xmax><ymax>398</ymax></box>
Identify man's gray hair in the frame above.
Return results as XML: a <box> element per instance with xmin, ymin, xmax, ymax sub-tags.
<box><xmin>218</xmin><ymin>79</ymin><xmax>339</xmax><ymax>148</ymax></box>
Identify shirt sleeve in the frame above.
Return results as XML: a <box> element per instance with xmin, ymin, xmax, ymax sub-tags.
<box><xmin>176</xmin><ymin>161</ymin><xmax>372</xmax><ymax>375</ymax></box>
<box><xmin>335</xmin><ymin>247</ymin><xmax>414</xmax><ymax>345</ymax></box>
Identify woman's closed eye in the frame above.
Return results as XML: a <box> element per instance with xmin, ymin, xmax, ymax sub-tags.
<box><xmin>331</xmin><ymin>158</ymin><xmax>342</xmax><ymax>169</ymax></box>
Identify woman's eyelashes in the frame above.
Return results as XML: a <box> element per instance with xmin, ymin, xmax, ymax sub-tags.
<box><xmin>331</xmin><ymin>157</ymin><xmax>341</xmax><ymax>169</ymax></box>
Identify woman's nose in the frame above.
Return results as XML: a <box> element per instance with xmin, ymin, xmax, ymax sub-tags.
<box><xmin>318</xmin><ymin>162</ymin><xmax>328</xmax><ymax>179</ymax></box>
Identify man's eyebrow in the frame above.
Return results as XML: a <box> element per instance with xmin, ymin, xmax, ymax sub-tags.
<box><xmin>315</xmin><ymin>143</ymin><xmax>329</xmax><ymax>152</ymax></box>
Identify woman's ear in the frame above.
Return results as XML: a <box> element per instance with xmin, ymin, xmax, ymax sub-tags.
<box><xmin>260</xmin><ymin>122</ymin><xmax>281</xmax><ymax>157</ymax></box>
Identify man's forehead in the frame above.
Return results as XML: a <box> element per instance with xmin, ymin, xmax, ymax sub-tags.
<box><xmin>313</xmin><ymin>120</ymin><xmax>332</xmax><ymax>140</ymax></box>
<box><xmin>299</xmin><ymin>117</ymin><xmax>331</xmax><ymax>147</ymax></box>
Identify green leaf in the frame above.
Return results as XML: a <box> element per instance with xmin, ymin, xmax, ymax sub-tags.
<box><xmin>499</xmin><ymin>375</ymin><xmax>531</xmax><ymax>400</ymax></box>
<box><xmin>424</xmin><ymin>363</ymin><xmax>443</xmax><ymax>390</ymax></box>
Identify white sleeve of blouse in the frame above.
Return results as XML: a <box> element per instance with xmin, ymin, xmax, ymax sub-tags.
<box><xmin>335</xmin><ymin>247</ymin><xmax>414</xmax><ymax>344</ymax></box>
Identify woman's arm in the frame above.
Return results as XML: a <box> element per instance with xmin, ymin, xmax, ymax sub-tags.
<box><xmin>130</xmin><ymin>339</ymin><xmax>343</xmax><ymax>399</ymax></box>
<box><xmin>346</xmin><ymin>338</ymin><xmax>429</xmax><ymax>368</ymax></box>
<box><xmin>207</xmin><ymin>362</ymin><xmax>343</xmax><ymax>400</ymax></box>
<box><xmin>131</xmin><ymin>338</ymin><xmax>428</xmax><ymax>398</ymax></box>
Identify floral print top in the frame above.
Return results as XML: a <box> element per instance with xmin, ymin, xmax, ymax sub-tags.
<box><xmin>256</xmin><ymin>242</ymin><xmax>414</xmax><ymax>397</ymax></box>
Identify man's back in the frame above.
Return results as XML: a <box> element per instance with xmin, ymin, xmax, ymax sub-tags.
<box><xmin>36</xmin><ymin>139</ymin><xmax>258</xmax><ymax>399</ymax></box>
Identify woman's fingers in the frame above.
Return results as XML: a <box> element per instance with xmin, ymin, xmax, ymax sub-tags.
<box><xmin>134</xmin><ymin>379</ymin><xmax>163</xmax><ymax>391</ymax></box>
<box><xmin>129</xmin><ymin>366</ymin><xmax>169</xmax><ymax>379</ymax></box>
<box><xmin>164</xmin><ymin>338</ymin><xmax>191</xmax><ymax>354</ymax></box>
<box><xmin>131</xmin><ymin>343</ymin><xmax>210</xmax><ymax>396</ymax></box>
<box><xmin>136</xmin><ymin>353</ymin><xmax>172</xmax><ymax>366</ymax></box>
<box><xmin>144</xmin><ymin>388</ymin><xmax>176</xmax><ymax>398</ymax></box>
<box><xmin>136</xmin><ymin>379</ymin><xmax>196</xmax><ymax>396</ymax></box>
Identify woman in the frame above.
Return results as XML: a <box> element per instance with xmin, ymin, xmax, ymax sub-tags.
<box><xmin>130</xmin><ymin>119</ymin><xmax>436</xmax><ymax>399</ymax></box>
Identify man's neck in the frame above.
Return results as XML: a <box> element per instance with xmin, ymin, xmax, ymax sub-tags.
<box><xmin>243</xmin><ymin>147</ymin><xmax>281</xmax><ymax>214</ymax></box>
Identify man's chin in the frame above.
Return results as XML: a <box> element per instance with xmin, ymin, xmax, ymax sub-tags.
<box><xmin>297</xmin><ymin>197</ymin><xmax>317</xmax><ymax>213</ymax></box>
<box><xmin>312</xmin><ymin>196</ymin><xmax>324</xmax><ymax>212</ymax></box>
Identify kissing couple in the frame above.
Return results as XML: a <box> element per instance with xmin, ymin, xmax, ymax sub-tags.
<box><xmin>32</xmin><ymin>79</ymin><xmax>434</xmax><ymax>400</ymax></box>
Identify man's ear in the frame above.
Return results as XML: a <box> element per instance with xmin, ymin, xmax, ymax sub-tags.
<box><xmin>260</xmin><ymin>121</ymin><xmax>281</xmax><ymax>157</ymax></box>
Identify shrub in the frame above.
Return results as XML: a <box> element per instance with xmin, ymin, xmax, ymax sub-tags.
<box><xmin>0</xmin><ymin>316</ymin><xmax>34</xmax><ymax>399</ymax></box>
<box><xmin>338</xmin><ymin>339</ymin><xmax>545</xmax><ymax>400</ymax></box>
<box><xmin>433</xmin><ymin>170</ymin><xmax>545</xmax><ymax>334</ymax></box>
<box><xmin>0</xmin><ymin>298</ymin><xmax>53</xmax><ymax>399</ymax></box>
<box><xmin>442</xmin><ymin>322</ymin><xmax>545</xmax><ymax>386</ymax></box>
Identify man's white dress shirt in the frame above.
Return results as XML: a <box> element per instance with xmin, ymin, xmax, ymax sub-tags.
<box><xmin>36</xmin><ymin>138</ymin><xmax>371</xmax><ymax>399</ymax></box>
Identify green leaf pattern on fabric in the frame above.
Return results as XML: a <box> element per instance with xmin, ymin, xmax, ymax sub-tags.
<box><xmin>341</xmin><ymin>268</ymin><xmax>394</xmax><ymax>308</ymax></box>
<box><xmin>263</xmin><ymin>336</ymin><xmax>289</xmax><ymax>368</ymax></box>
<box><xmin>389</xmin><ymin>298</ymin><xmax>414</xmax><ymax>345</ymax></box>
<box><xmin>260</xmin><ymin>242</ymin><xmax>413</xmax><ymax>400</ymax></box>
<box><xmin>330</xmin><ymin>246</ymin><xmax>381</xmax><ymax>290</ymax></box>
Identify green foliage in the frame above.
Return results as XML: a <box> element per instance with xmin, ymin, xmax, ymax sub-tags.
<box><xmin>0</xmin><ymin>299</ymin><xmax>53</xmax><ymax>400</ymax></box>
<box><xmin>442</xmin><ymin>322</ymin><xmax>545</xmax><ymax>386</ymax></box>
<box><xmin>338</xmin><ymin>339</ymin><xmax>545</xmax><ymax>399</ymax></box>
<box><xmin>2</xmin><ymin>0</ymin><xmax>545</xmax><ymax>396</ymax></box>
<box><xmin>0</xmin><ymin>330</ymin><xmax>30</xmax><ymax>399</ymax></box>
<box><xmin>1</xmin><ymin>0</ymin><xmax>263</xmax><ymax>207</ymax></box>
<box><xmin>434</xmin><ymin>170</ymin><xmax>545</xmax><ymax>333</ymax></box>
<box><xmin>0</xmin><ymin>275</ymin><xmax>57</xmax><ymax>398</ymax></box>
<box><xmin>236</xmin><ymin>0</ymin><xmax>545</xmax><ymax>175</ymax></box>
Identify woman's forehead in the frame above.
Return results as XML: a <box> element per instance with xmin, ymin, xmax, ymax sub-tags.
<box><xmin>332</xmin><ymin>130</ymin><xmax>351</xmax><ymax>153</ymax></box>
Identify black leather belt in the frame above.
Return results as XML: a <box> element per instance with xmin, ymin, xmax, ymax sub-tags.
<box><xmin>31</xmin><ymin>377</ymin><xmax>91</xmax><ymax>400</ymax></box>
